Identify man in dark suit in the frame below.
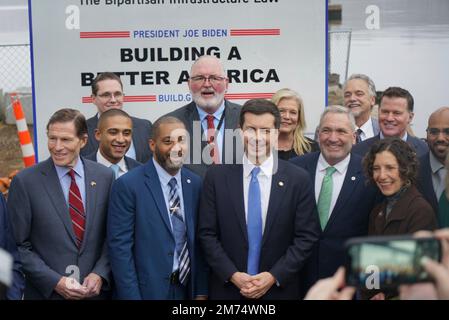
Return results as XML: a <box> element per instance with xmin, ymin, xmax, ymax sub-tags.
<box><xmin>84</xmin><ymin>109</ymin><xmax>141</xmax><ymax>178</ymax></box>
<box><xmin>290</xmin><ymin>106</ymin><xmax>380</xmax><ymax>295</ymax></box>
<box><xmin>343</xmin><ymin>74</ymin><xmax>380</xmax><ymax>142</ymax></box>
<box><xmin>352</xmin><ymin>87</ymin><xmax>428</xmax><ymax>157</ymax></box>
<box><xmin>417</xmin><ymin>107</ymin><xmax>449</xmax><ymax>215</ymax></box>
<box><xmin>80</xmin><ymin>72</ymin><xmax>152</xmax><ymax>163</ymax></box>
<box><xmin>8</xmin><ymin>109</ymin><xmax>114</xmax><ymax>299</ymax></box>
<box><xmin>198</xmin><ymin>99</ymin><xmax>320</xmax><ymax>300</ymax></box>
<box><xmin>166</xmin><ymin>55</ymin><xmax>242</xmax><ymax>178</ymax></box>
<box><xmin>108</xmin><ymin>116</ymin><xmax>208</xmax><ymax>299</ymax></box>
<box><xmin>0</xmin><ymin>193</ymin><xmax>24</xmax><ymax>300</ymax></box>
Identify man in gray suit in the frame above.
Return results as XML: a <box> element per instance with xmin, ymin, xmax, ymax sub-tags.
<box><xmin>8</xmin><ymin>109</ymin><xmax>114</xmax><ymax>300</ymax></box>
<box><xmin>352</xmin><ymin>86</ymin><xmax>428</xmax><ymax>158</ymax></box>
<box><xmin>80</xmin><ymin>72</ymin><xmax>152</xmax><ymax>163</ymax></box>
<box><xmin>83</xmin><ymin>108</ymin><xmax>141</xmax><ymax>178</ymax></box>
<box><xmin>166</xmin><ymin>55</ymin><xmax>242</xmax><ymax>178</ymax></box>
<box><xmin>343</xmin><ymin>74</ymin><xmax>380</xmax><ymax>142</ymax></box>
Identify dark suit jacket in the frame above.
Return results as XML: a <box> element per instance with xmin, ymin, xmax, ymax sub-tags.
<box><xmin>352</xmin><ymin>134</ymin><xmax>429</xmax><ymax>158</ymax></box>
<box><xmin>290</xmin><ymin>152</ymin><xmax>381</xmax><ymax>294</ymax></box>
<box><xmin>198</xmin><ymin>160</ymin><xmax>321</xmax><ymax>300</ymax></box>
<box><xmin>0</xmin><ymin>194</ymin><xmax>24</xmax><ymax>300</ymax></box>
<box><xmin>166</xmin><ymin>100</ymin><xmax>242</xmax><ymax>178</ymax></box>
<box><xmin>368</xmin><ymin>185</ymin><xmax>437</xmax><ymax>236</ymax></box>
<box><xmin>107</xmin><ymin>158</ymin><xmax>208</xmax><ymax>299</ymax></box>
<box><xmin>84</xmin><ymin>152</ymin><xmax>141</xmax><ymax>172</ymax></box>
<box><xmin>80</xmin><ymin>114</ymin><xmax>152</xmax><ymax>164</ymax></box>
<box><xmin>417</xmin><ymin>152</ymin><xmax>439</xmax><ymax>214</ymax></box>
<box><xmin>7</xmin><ymin>158</ymin><xmax>114</xmax><ymax>299</ymax></box>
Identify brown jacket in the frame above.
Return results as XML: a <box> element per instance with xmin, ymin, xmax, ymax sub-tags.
<box><xmin>368</xmin><ymin>185</ymin><xmax>438</xmax><ymax>236</ymax></box>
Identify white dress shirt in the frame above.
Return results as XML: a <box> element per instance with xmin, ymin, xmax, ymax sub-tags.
<box><xmin>357</xmin><ymin>117</ymin><xmax>375</xmax><ymax>141</ymax></box>
<box><xmin>96</xmin><ymin>150</ymin><xmax>128</xmax><ymax>178</ymax></box>
<box><xmin>315</xmin><ymin>153</ymin><xmax>351</xmax><ymax>218</ymax></box>
<box><xmin>243</xmin><ymin>154</ymin><xmax>274</xmax><ymax>232</ymax></box>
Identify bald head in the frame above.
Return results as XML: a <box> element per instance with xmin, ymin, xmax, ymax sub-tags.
<box><xmin>427</xmin><ymin>107</ymin><xmax>449</xmax><ymax>164</ymax></box>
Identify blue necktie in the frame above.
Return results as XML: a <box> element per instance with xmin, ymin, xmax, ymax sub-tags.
<box><xmin>110</xmin><ymin>164</ymin><xmax>120</xmax><ymax>180</ymax></box>
<box><xmin>168</xmin><ymin>178</ymin><xmax>190</xmax><ymax>285</ymax></box>
<box><xmin>247</xmin><ymin>167</ymin><xmax>262</xmax><ymax>275</ymax></box>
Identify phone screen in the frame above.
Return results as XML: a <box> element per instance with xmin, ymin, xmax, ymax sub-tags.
<box><xmin>346</xmin><ymin>236</ymin><xmax>441</xmax><ymax>288</ymax></box>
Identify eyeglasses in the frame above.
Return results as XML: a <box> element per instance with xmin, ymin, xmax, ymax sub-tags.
<box><xmin>426</xmin><ymin>128</ymin><xmax>449</xmax><ymax>137</ymax></box>
<box><xmin>96</xmin><ymin>92</ymin><xmax>124</xmax><ymax>100</ymax></box>
<box><xmin>189</xmin><ymin>75</ymin><xmax>226</xmax><ymax>85</ymax></box>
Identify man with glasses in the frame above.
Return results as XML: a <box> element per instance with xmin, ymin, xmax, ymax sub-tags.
<box><xmin>80</xmin><ymin>72</ymin><xmax>153</xmax><ymax>163</ymax></box>
<box><xmin>166</xmin><ymin>55</ymin><xmax>242</xmax><ymax>178</ymax></box>
<box><xmin>418</xmin><ymin>107</ymin><xmax>449</xmax><ymax>216</ymax></box>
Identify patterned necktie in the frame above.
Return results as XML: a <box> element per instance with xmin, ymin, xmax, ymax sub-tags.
<box><xmin>68</xmin><ymin>169</ymin><xmax>85</xmax><ymax>248</ymax></box>
<box><xmin>168</xmin><ymin>178</ymin><xmax>190</xmax><ymax>285</ymax></box>
<box><xmin>355</xmin><ymin>128</ymin><xmax>363</xmax><ymax>144</ymax></box>
<box><xmin>317</xmin><ymin>166</ymin><xmax>337</xmax><ymax>230</ymax></box>
<box><xmin>247</xmin><ymin>166</ymin><xmax>262</xmax><ymax>275</ymax></box>
<box><xmin>206</xmin><ymin>114</ymin><xmax>220</xmax><ymax>164</ymax></box>
<box><xmin>110</xmin><ymin>164</ymin><xmax>120</xmax><ymax>180</ymax></box>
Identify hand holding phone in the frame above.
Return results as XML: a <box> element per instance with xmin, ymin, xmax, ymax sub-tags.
<box><xmin>345</xmin><ymin>235</ymin><xmax>442</xmax><ymax>290</ymax></box>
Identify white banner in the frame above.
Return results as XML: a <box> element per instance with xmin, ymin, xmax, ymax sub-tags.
<box><xmin>29</xmin><ymin>0</ymin><xmax>326</xmax><ymax>160</ymax></box>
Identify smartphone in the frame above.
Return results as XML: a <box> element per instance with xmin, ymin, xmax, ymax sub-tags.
<box><xmin>345</xmin><ymin>235</ymin><xmax>441</xmax><ymax>289</ymax></box>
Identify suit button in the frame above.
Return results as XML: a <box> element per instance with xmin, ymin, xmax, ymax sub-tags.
<box><xmin>168</xmin><ymin>252</ymin><xmax>173</xmax><ymax>256</ymax></box>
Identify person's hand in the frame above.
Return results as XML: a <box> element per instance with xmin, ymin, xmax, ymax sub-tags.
<box><xmin>402</xmin><ymin>228</ymin><xmax>449</xmax><ymax>300</ymax></box>
<box><xmin>240</xmin><ymin>272</ymin><xmax>276</xmax><ymax>299</ymax></box>
<box><xmin>305</xmin><ymin>267</ymin><xmax>355</xmax><ymax>300</ymax></box>
<box><xmin>194</xmin><ymin>295</ymin><xmax>208</xmax><ymax>300</ymax></box>
<box><xmin>400</xmin><ymin>228</ymin><xmax>449</xmax><ymax>300</ymax></box>
<box><xmin>82</xmin><ymin>273</ymin><xmax>103</xmax><ymax>298</ymax></box>
<box><xmin>54</xmin><ymin>276</ymin><xmax>89</xmax><ymax>300</ymax></box>
<box><xmin>370</xmin><ymin>292</ymin><xmax>385</xmax><ymax>300</ymax></box>
<box><xmin>230</xmin><ymin>272</ymin><xmax>254</xmax><ymax>291</ymax></box>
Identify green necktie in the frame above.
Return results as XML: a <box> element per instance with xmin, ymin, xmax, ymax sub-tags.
<box><xmin>317</xmin><ymin>166</ymin><xmax>337</xmax><ymax>230</ymax></box>
<box><xmin>438</xmin><ymin>191</ymin><xmax>449</xmax><ymax>228</ymax></box>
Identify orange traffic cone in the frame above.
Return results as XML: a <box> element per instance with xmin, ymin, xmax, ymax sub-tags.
<box><xmin>10</xmin><ymin>93</ymin><xmax>36</xmax><ymax>167</ymax></box>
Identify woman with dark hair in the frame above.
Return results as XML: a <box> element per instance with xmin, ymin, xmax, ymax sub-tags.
<box><xmin>361</xmin><ymin>138</ymin><xmax>437</xmax><ymax>300</ymax></box>
<box><xmin>363</xmin><ymin>138</ymin><xmax>437</xmax><ymax>236</ymax></box>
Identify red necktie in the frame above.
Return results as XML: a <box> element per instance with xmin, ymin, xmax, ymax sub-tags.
<box><xmin>68</xmin><ymin>169</ymin><xmax>85</xmax><ymax>248</ymax></box>
<box><xmin>206</xmin><ymin>115</ymin><xmax>220</xmax><ymax>164</ymax></box>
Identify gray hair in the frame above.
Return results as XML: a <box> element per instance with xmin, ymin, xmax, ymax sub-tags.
<box><xmin>319</xmin><ymin>105</ymin><xmax>356</xmax><ymax>132</ymax></box>
<box><xmin>344</xmin><ymin>74</ymin><xmax>377</xmax><ymax>98</ymax></box>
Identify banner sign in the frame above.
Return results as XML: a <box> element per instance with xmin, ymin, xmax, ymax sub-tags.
<box><xmin>29</xmin><ymin>0</ymin><xmax>326</xmax><ymax>159</ymax></box>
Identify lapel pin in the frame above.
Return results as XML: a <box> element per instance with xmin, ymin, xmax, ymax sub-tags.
<box><xmin>186</xmin><ymin>179</ymin><xmax>191</xmax><ymax>184</ymax></box>
<box><xmin>278</xmin><ymin>181</ymin><xmax>284</xmax><ymax>187</ymax></box>
<box><xmin>351</xmin><ymin>176</ymin><xmax>356</xmax><ymax>181</ymax></box>
<box><xmin>90</xmin><ymin>181</ymin><xmax>96</xmax><ymax>187</ymax></box>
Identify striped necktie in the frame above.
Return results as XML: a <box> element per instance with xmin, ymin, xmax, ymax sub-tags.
<box><xmin>68</xmin><ymin>169</ymin><xmax>85</xmax><ymax>248</ymax></box>
<box><xmin>168</xmin><ymin>178</ymin><xmax>190</xmax><ymax>285</ymax></box>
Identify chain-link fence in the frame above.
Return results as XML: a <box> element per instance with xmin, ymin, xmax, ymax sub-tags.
<box><xmin>328</xmin><ymin>30</ymin><xmax>352</xmax><ymax>83</ymax></box>
<box><xmin>0</xmin><ymin>44</ymin><xmax>32</xmax><ymax>124</ymax></box>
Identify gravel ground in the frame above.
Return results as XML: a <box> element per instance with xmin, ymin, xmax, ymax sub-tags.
<box><xmin>0</xmin><ymin>122</ymin><xmax>34</xmax><ymax>177</ymax></box>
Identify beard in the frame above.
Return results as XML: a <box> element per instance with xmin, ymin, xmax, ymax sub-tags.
<box><xmin>191</xmin><ymin>90</ymin><xmax>225</xmax><ymax>111</ymax></box>
<box><xmin>155</xmin><ymin>147</ymin><xmax>184</xmax><ymax>172</ymax></box>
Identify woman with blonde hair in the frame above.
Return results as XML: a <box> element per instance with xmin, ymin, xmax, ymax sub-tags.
<box><xmin>271</xmin><ymin>88</ymin><xmax>319</xmax><ymax>160</ymax></box>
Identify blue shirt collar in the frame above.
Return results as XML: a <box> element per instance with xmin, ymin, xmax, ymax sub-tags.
<box><xmin>54</xmin><ymin>156</ymin><xmax>85</xmax><ymax>180</ymax></box>
<box><xmin>196</xmin><ymin>102</ymin><xmax>225</xmax><ymax>122</ymax></box>
<box><xmin>152</xmin><ymin>157</ymin><xmax>182</xmax><ymax>187</ymax></box>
